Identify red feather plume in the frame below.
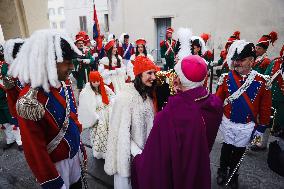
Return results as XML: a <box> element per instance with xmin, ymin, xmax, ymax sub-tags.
<box><xmin>269</xmin><ymin>31</ymin><xmax>278</xmax><ymax>45</ymax></box>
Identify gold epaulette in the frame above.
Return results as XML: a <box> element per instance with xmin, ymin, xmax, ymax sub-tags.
<box><xmin>217</xmin><ymin>73</ymin><xmax>228</xmax><ymax>86</ymax></box>
<box><xmin>16</xmin><ymin>88</ymin><xmax>45</xmax><ymax>121</ymax></box>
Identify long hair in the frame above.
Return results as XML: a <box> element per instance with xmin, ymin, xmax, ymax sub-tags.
<box><xmin>191</xmin><ymin>39</ymin><xmax>202</xmax><ymax>56</ymax></box>
<box><xmin>135</xmin><ymin>45</ymin><xmax>147</xmax><ymax>57</ymax></box>
<box><xmin>90</xmin><ymin>83</ymin><xmax>101</xmax><ymax>95</ymax></box>
<box><xmin>107</xmin><ymin>47</ymin><xmax>121</xmax><ymax>69</ymax></box>
<box><xmin>133</xmin><ymin>73</ymin><xmax>156</xmax><ymax>101</ymax></box>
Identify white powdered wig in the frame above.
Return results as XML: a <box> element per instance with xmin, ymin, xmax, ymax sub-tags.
<box><xmin>226</xmin><ymin>40</ymin><xmax>249</xmax><ymax>69</ymax></box>
<box><xmin>108</xmin><ymin>33</ymin><xmax>115</xmax><ymax>42</ymax></box>
<box><xmin>8</xmin><ymin>29</ymin><xmax>82</xmax><ymax>92</ymax></box>
<box><xmin>177</xmin><ymin>27</ymin><xmax>193</xmax><ymax>61</ymax></box>
<box><xmin>3</xmin><ymin>38</ymin><xmax>24</xmax><ymax>65</ymax></box>
<box><xmin>119</xmin><ymin>33</ymin><xmax>128</xmax><ymax>44</ymax></box>
<box><xmin>191</xmin><ymin>36</ymin><xmax>207</xmax><ymax>55</ymax></box>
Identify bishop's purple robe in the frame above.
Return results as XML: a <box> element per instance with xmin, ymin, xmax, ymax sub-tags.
<box><xmin>131</xmin><ymin>86</ymin><xmax>223</xmax><ymax>189</ymax></box>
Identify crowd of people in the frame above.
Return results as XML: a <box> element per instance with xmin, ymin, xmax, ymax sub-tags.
<box><xmin>0</xmin><ymin>26</ymin><xmax>283</xmax><ymax>189</ymax></box>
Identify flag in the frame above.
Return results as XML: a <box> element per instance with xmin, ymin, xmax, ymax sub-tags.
<box><xmin>93</xmin><ymin>4</ymin><xmax>102</xmax><ymax>50</ymax></box>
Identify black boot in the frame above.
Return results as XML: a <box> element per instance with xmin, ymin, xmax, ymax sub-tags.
<box><xmin>3</xmin><ymin>142</ymin><xmax>15</xmax><ymax>151</ymax></box>
<box><xmin>217</xmin><ymin>168</ymin><xmax>227</xmax><ymax>185</ymax></box>
<box><xmin>229</xmin><ymin>174</ymin><xmax>239</xmax><ymax>189</ymax></box>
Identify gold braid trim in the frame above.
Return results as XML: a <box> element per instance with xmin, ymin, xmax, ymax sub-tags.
<box><xmin>3</xmin><ymin>76</ymin><xmax>15</xmax><ymax>89</ymax></box>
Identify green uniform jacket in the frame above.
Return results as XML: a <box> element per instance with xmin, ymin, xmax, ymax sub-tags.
<box><xmin>265</xmin><ymin>58</ymin><xmax>284</xmax><ymax>128</ymax></box>
<box><xmin>72</xmin><ymin>51</ymin><xmax>95</xmax><ymax>89</ymax></box>
<box><xmin>160</xmin><ymin>38</ymin><xmax>177</xmax><ymax>70</ymax></box>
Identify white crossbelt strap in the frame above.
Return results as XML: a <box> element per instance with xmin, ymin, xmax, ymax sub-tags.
<box><xmin>165</xmin><ymin>40</ymin><xmax>173</xmax><ymax>56</ymax></box>
<box><xmin>224</xmin><ymin>71</ymin><xmax>257</xmax><ymax>106</ymax></box>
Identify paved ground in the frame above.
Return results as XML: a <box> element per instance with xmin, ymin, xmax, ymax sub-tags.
<box><xmin>0</xmin><ymin>77</ymin><xmax>284</xmax><ymax>188</ymax></box>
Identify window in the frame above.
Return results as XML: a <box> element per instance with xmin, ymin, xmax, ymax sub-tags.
<box><xmin>52</xmin><ymin>22</ymin><xmax>57</xmax><ymax>29</ymax></box>
<box><xmin>58</xmin><ymin>7</ymin><xmax>64</xmax><ymax>15</ymax></box>
<box><xmin>79</xmin><ymin>16</ymin><xmax>87</xmax><ymax>32</ymax></box>
<box><xmin>48</xmin><ymin>8</ymin><xmax>55</xmax><ymax>16</ymax></box>
<box><xmin>60</xmin><ymin>21</ymin><xmax>65</xmax><ymax>29</ymax></box>
<box><xmin>104</xmin><ymin>14</ymin><xmax>109</xmax><ymax>32</ymax></box>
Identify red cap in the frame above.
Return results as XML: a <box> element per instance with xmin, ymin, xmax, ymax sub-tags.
<box><xmin>84</xmin><ymin>35</ymin><xmax>91</xmax><ymax>44</ymax></box>
<box><xmin>133</xmin><ymin>56</ymin><xmax>160</xmax><ymax>76</ymax></box>
<box><xmin>89</xmin><ymin>71</ymin><xmax>109</xmax><ymax>105</ymax></box>
<box><xmin>166</xmin><ymin>27</ymin><xmax>174</xmax><ymax>34</ymax></box>
<box><xmin>135</xmin><ymin>38</ymin><xmax>146</xmax><ymax>46</ymax></box>
<box><xmin>280</xmin><ymin>44</ymin><xmax>284</xmax><ymax>57</ymax></box>
<box><xmin>104</xmin><ymin>40</ymin><xmax>116</xmax><ymax>51</ymax></box>
<box><xmin>75</xmin><ymin>35</ymin><xmax>85</xmax><ymax>43</ymax></box>
<box><xmin>257</xmin><ymin>31</ymin><xmax>278</xmax><ymax>49</ymax></box>
<box><xmin>76</xmin><ymin>31</ymin><xmax>87</xmax><ymax>37</ymax></box>
<box><xmin>225</xmin><ymin>31</ymin><xmax>240</xmax><ymax>50</ymax></box>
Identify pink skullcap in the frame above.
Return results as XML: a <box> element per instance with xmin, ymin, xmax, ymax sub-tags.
<box><xmin>181</xmin><ymin>55</ymin><xmax>207</xmax><ymax>82</ymax></box>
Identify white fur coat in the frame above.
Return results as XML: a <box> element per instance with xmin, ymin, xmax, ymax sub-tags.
<box><xmin>104</xmin><ymin>83</ymin><xmax>154</xmax><ymax>177</ymax></box>
<box><xmin>98</xmin><ymin>56</ymin><xmax>127</xmax><ymax>93</ymax></box>
<box><xmin>78</xmin><ymin>83</ymin><xmax>115</xmax><ymax>159</ymax></box>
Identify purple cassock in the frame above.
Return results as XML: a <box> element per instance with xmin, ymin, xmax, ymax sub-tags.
<box><xmin>131</xmin><ymin>86</ymin><xmax>223</xmax><ymax>189</ymax></box>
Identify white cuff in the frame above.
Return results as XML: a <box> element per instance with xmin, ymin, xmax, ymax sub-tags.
<box><xmin>131</xmin><ymin>140</ymin><xmax>142</xmax><ymax>157</ymax></box>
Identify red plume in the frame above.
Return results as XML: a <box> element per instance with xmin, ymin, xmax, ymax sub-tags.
<box><xmin>280</xmin><ymin>44</ymin><xmax>284</xmax><ymax>57</ymax></box>
<box><xmin>200</xmin><ymin>33</ymin><xmax>211</xmax><ymax>43</ymax></box>
<box><xmin>233</xmin><ymin>31</ymin><xmax>240</xmax><ymax>40</ymax></box>
<box><xmin>269</xmin><ymin>31</ymin><xmax>278</xmax><ymax>45</ymax></box>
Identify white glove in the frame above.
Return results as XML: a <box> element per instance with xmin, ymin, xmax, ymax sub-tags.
<box><xmin>210</xmin><ymin>61</ymin><xmax>218</xmax><ymax>67</ymax></box>
<box><xmin>83</xmin><ymin>59</ymin><xmax>91</xmax><ymax>64</ymax></box>
<box><xmin>92</xmin><ymin>53</ymin><xmax>98</xmax><ymax>59</ymax></box>
<box><xmin>161</xmin><ymin>58</ymin><xmax>166</xmax><ymax>65</ymax></box>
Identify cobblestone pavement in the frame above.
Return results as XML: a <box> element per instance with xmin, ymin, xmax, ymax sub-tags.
<box><xmin>0</xmin><ymin>77</ymin><xmax>283</xmax><ymax>188</ymax></box>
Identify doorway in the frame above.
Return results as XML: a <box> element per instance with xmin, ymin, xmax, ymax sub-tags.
<box><xmin>155</xmin><ymin>18</ymin><xmax>171</xmax><ymax>62</ymax></box>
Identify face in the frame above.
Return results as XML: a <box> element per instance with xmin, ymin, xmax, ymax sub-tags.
<box><xmin>76</xmin><ymin>41</ymin><xmax>84</xmax><ymax>50</ymax></box>
<box><xmin>232</xmin><ymin>57</ymin><xmax>254</xmax><ymax>75</ymax></box>
<box><xmin>138</xmin><ymin>44</ymin><xmax>144</xmax><ymax>54</ymax></box>
<box><xmin>141</xmin><ymin>69</ymin><xmax>156</xmax><ymax>87</ymax></box>
<box><xmin>57</xmin><ymin>59</ymin><xmax>74</xmax><ymax>81</ymax></box>
<box><xmin>173</xmin><ymin>75</ymin><xmax>182</xmax><ymax>93</ymax></box>
<box><xmin>91</xmin><ymin>81</ymin><xmax>100</xmax><ymax>87</ymax></box>
<box><xmin>124</xmin><ymin>38</ymin><xmax>129</xmax><ymax>44</ymax></box>
<box><xmin>193</xmin><ymin>45</ymin><xmax>201</xmax><ymax>55</ymax></box>
<box><xmin>85</xmin><ymin>42</ymin><xmax>91</xmax><ymax>47</ymax></box>
<box><xmin>112</xmin><ymin>45</ymin><xmax>117</xmax><ymax>55</ymax></box>
<box><xmin>255</xmin><ymin>46</ymin><xmax>266</xmax><ymax>57</ymax></box>
<box><xmin>166</xmin><ymin>33</ymin><xmax>172</xmax><ymax>39</ymax></box>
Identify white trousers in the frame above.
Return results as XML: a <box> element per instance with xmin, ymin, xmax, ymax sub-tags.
<box><xmin>220</xmin><ymin>116</ymin><xmax>255</xmax><ymax>147</ymax></box>
<box><xmin>55</xmin><ymin>152</ymin><xmax>81</xmax><ymax>189</ymax></box>
<box><xmin>2</xmin><ymin>123</ymin><xmax>22</xmax><ymax>145</ymax></box>
<box><xmin>114</xmin><ymin>174</ymin><xmax>132</xmax><ymax>189</ymax></box>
